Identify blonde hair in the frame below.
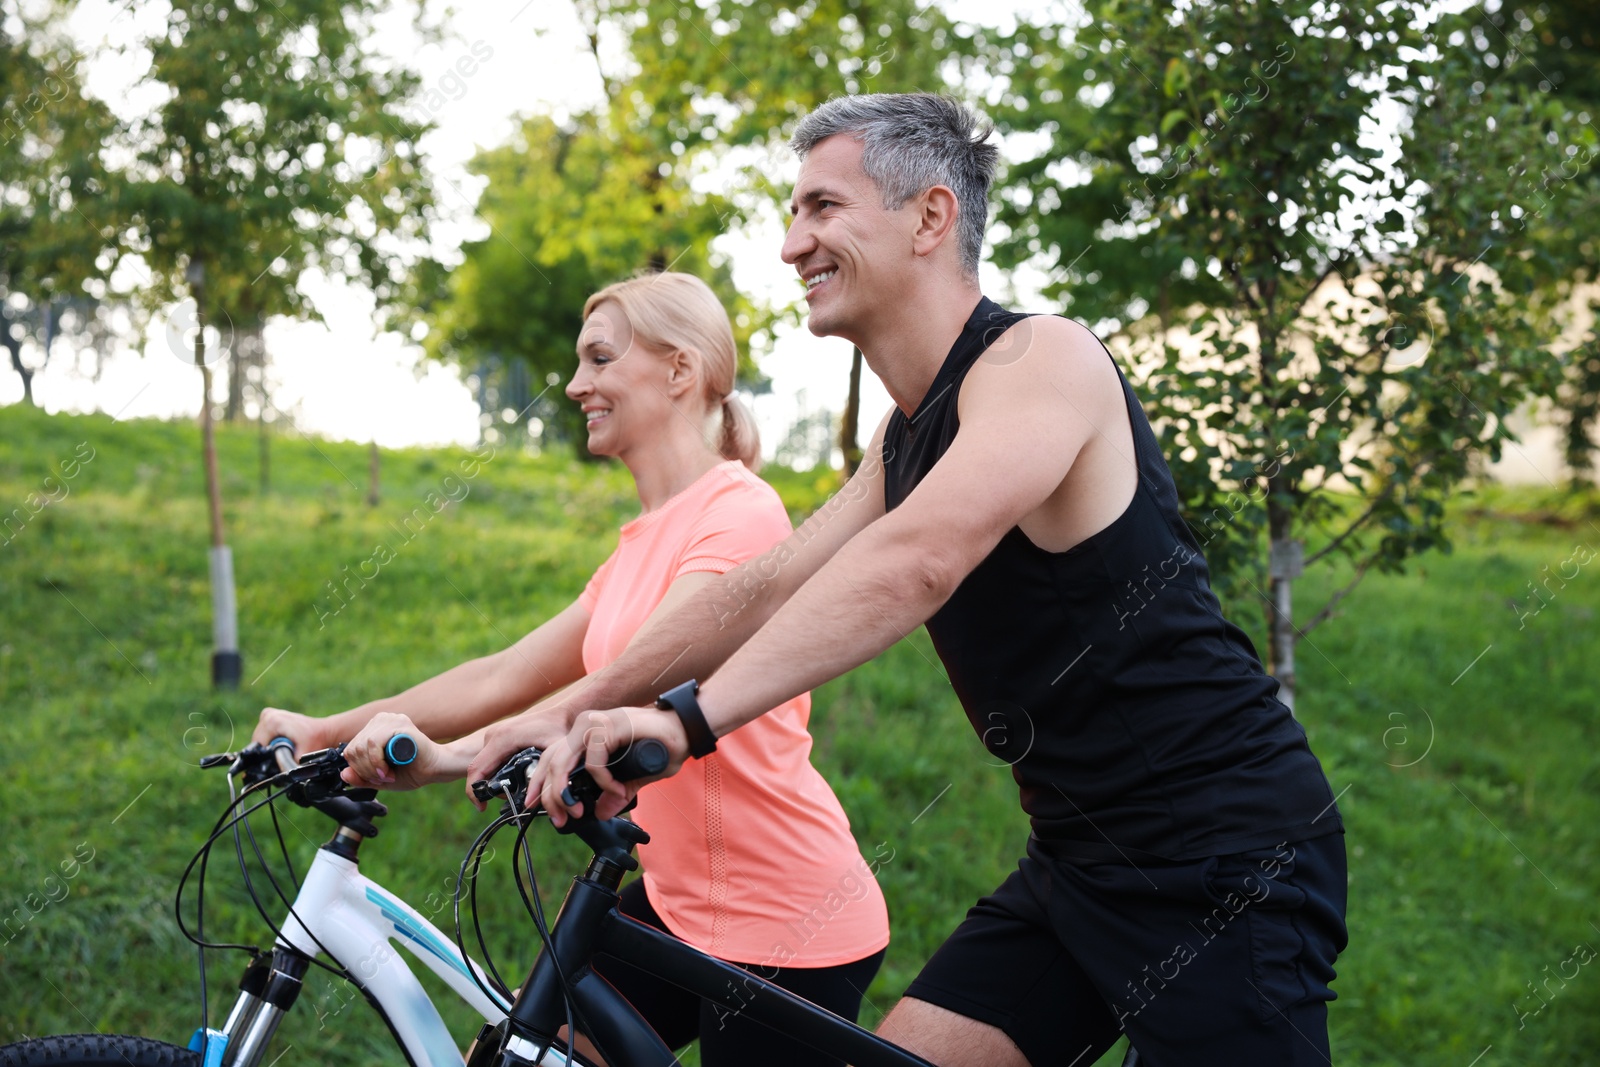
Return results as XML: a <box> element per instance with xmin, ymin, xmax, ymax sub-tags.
<box><xmin>582</xmin><ymin>272</ymin><xmax>761</xmax><ymax>471</ymax></box>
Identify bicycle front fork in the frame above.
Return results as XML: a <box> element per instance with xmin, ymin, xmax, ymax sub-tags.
<box><xmin>192</xmin><ymin>948</ymin><xmax>310</xmax><ymax>1067</ymax></box>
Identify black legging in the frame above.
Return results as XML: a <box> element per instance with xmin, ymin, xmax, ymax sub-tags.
<box><xmin>591</xmin><ymin>879</ymin><xmax>886</xmax><ymax>1067</ymax></box>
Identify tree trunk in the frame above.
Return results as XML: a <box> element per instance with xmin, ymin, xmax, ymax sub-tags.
<box><xmin>839</xmin><ymin>346</ymin><xmax>864</xmax><ymax>476</ymax></box>
<box><xmin>251</xmin><ymin>324</ymin><xmax>270</xmax><ymax>493</ymax></box>
<box><xmin>258</xmin><ymin>399</ymin><xmax>270</xmax><ymax>496</ymax></box>
<box><xmin>0</xmin><ymin>302</ymin><xmax>37</xmax><ymax>406</ymax></box>
<box><xmin>200</xmin><ymin>359</ymin><xmax>241</xmax><ymax>688</ymax></box>
<box><xmin>1257</xmin><ymin>305</ymin><xmax>1294</xmax><ymax>710</ymax></box>
<box><xmin>367</xmin><ymin>440</ymin><xmax>381</xmax><ymax>507</ymax></box>
<box><xmin>1266</xmin><ymin>495</ymin><xmax>1299</xmax><ymax>714</ymax></box>
<box><xmin>225</xmin><ymin>340</ymin><xmax>246</xmax><ymax>421</ymax></box>
<box><xmin>193</xmin><ymin>270</ymin><xmax>241</xmax><ymax>690</ymax></box>
<box><xmin>42</xmin><ymin>303</ymin><xmax>57</xmax><ymax>377</ymax></box>
<box><xmin>2</xmin><ymin>325</ymin><xmax>33</xmax><ymax>406</ymax></box>
<box><xmin>201</xmin><ymin>364</ymin><xmax>225</xmax><ymax>549</ymax></box>
<box><xmin>227</xmin><ymin>322</ymin><xmax>267</xmax><ymax>423</ymax></box>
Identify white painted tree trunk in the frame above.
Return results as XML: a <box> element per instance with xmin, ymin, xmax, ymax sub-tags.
<box><xmin>1268</xmin><ymin>532</ymin><xmax>1303</xmax><ymax>715</ymax></box>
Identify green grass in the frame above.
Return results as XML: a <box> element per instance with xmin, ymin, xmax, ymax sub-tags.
<box><xmin>1</xmin><ymin>404</ymin><xmax>1597</xmax><ymax>1064</ymax></box>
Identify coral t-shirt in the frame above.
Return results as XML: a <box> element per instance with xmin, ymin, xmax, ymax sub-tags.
<box><xmin>578</xmin><ymin>461</ymin><xmax>889</xmax><ymax>967</ymax></box>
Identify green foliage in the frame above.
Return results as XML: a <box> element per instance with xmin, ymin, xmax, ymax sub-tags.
<box><xmin>0</xmin><ymin>6</ymin><xmax>123</xmax><ymax>403</ymax></box>
<box><xmin>756</xmin><ymin>459</ymin><xmax>841</xmax><ymax>520</ymax></box>
<box><xmin>985</xmin><ymin>0</ymin><xmax>1588</xmax><ymax>682</ymax></box>
<box><xmin>118</xmin><ymin>0</ymin><xmax>439</xmax><ymax>334</ymax></box>
<box><xmin>417</xmin><ymin>110</ymin><xmax>749</xmax><ymax>445</ymax></box>
<box><xmin>3</xmin><ymin>408</ymin><xmax>1598</xmax><ymax>1064</ymax></box>
<box><xmin>596</xmin><ymin>0</ymin><xmax>965</xmax><ymax>158</ymax></box>
<box><xmin>1465</xmin><ymin>0</ymin><xmax>1600</xmax><ymax>482</ymax></box>
<box><xmin>416</xmin><ymin>0</ymin><xmax>974</xmax><ymax>451</ymax></box>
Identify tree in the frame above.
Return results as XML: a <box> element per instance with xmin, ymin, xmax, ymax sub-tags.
<box><xmin>121</xmin><ymin>0</ymin><xmax>440</xmax><ymax>394</ymax></box>
<box><xmin>601</xmin><ymin>0</ymin><xmax>977</xmax><ymax>468</ymax></box>
<box><xmin>986</xmin><ymin>0</ymin><xmax>1587</xmax><ymax>707</ymax></box>
<box><xmin>115</xmin><ymin>0</ymin><xmax>441</xmax><ymax>686</ymax></box>
<box><xmin>1465</xmin><ymin>0</ymin><xmax>1600</xmax><ymax>484</ymax></box>
<box><xmin>418</xmin><ymin>0</ymin><xmax>978</xmax><ymax>457</ymax></box>
<box><xmin>415</xmin><ymin>109</ymin><xmax>752</xmax><ymax>448</ymax></box>
<box><xmin>0</xmin><ymin>8</ymin><xmax>122</xmax><ymax>406</ymax></box>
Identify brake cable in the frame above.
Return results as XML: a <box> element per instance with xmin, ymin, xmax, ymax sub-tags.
<box><xmin>179</xmin><ymin>761</ymin><xmax>371</xmax><ymax>1047</ymax></box>
<box><xmin>454</xmin><ymin>807</ymin><xmax>522</xmax><ymax>1004</ymax></box>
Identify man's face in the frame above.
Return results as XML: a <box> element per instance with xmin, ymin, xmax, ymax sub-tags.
<box><xmin>782</xmin><ymin>134</ymin><xmax>916</xmax><ymax>339</ymax></box>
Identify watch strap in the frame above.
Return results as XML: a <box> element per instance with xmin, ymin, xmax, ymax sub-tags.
<box><xmin>656</xmin><ymin>680</ymin><xmax>717</xmax><ymax>759</ymax></box>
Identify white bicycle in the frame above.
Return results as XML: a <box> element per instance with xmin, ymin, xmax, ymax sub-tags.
<box><xmin>0</xmin><ymin>737</ymin><xmax>555</xmax><ymax>1067</ymax></box>
<box><xmin>0</xmin><ymin>736</ymin><xmax>940</xmax><ymax>1067</ymax></box>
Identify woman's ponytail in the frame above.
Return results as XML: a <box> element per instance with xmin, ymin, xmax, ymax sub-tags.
<box><xmin>719</xmin><ymin>394</ymin><xmax>762</xmax><ymax>472</ymax></box>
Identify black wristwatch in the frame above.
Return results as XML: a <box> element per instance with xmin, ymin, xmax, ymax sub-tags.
<box><xmin>656</xmin><ymin>680</ymin><xmax>718</xmax><ymax>759</ymax></box>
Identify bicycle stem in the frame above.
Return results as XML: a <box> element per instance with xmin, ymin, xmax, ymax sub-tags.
<box><xmin>500</xmin><ymin>818</ymin><xmax>649</xmax><ymax>1059</ymax></box>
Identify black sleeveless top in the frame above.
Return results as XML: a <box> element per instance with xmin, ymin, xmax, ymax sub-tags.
<box><xmin>883</xmin><ymin>297</ymin><xmax>1341</xmax><ymax>862</ymax></box>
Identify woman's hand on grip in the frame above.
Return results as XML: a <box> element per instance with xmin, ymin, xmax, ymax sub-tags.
<box><xmin>252</xmin><ymin>707</ymin><xmax>339</xmax><ymax>753</ymax></box>
<box><xmin>341</xmin><ymin>712</ymin><xmax>472</xmax><ymax>790</ymax></box>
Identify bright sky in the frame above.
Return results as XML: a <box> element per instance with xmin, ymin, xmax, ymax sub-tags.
<box><xmin>6</xmin><ymin>0</ymin><xmax>1047</xmax><ymax>456</ymax></box>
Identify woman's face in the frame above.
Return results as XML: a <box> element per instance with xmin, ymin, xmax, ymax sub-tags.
<box><xmin>567</xmin><ymin>300</ymin><xmax>679</xmax><ymax>458</ymax></box>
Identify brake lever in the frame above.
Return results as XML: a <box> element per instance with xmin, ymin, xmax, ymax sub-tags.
<box><xmin>211</xmin><ymin>742</ymin><xmax>350</xmax><ymax>799</ymax></box>
<box><xmin>288</xmin><ymin>749</ymin><xmax>357</xmax><ymax>803</ymax></box>
<box><xmin>470</xmin><ymin>747</ymin><xmax>541</xmax><ymax>813</ymax></box>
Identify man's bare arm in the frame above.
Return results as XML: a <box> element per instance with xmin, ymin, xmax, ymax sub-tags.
<box><xmin>465</xmin><ymin>414</ymin><xmax>892</xmax><ymax>784</ymax></box>
<box><xmin>687</xmin><ymin>318</ymin><xmax>1115</xmax><ymax>737</ymax></box>
<box><xmin>533</xmin><ymin>319</ymin><xmax>1124</xmax><ymax>821</ymax></box>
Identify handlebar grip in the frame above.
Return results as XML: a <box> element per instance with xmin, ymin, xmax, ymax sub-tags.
<box><xmin>606</xmin><ymin>739</ymin><xmax>668</xmax><ymax>782</ymax></box>
<box><xmin>267</xmin><ymin>736</ymin><xmax>298</xmax><ymax>774</ymax></box>
<box><xmin>385</xmin><ymin>733</ymin><xmax>418</xmax><ymax>767</ymax></box>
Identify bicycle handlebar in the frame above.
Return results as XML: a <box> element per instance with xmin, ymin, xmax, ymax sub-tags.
<box><xmin>267</xmin><ymin>735</ymin><xmax>298</xmax><ymax>775</ymax></box>
<box><xmin>470</xmin><ymin>740</ymin><xmax>668</xmax><ymax>809</ymax></box>
<box><xmin>206</xmin><ymin>733</ymin><xmax>665</xmax><ymax>827</ymax></box>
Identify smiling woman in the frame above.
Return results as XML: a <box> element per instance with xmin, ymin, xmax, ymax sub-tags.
<box><xmin>256</xmin><ymin>271</ymin><xmax>891</xmax><ymax>1067</ymax></box>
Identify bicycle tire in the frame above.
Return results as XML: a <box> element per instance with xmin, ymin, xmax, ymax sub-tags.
<box><xmin>0</xmin><ymin>1034</ymin><xmax>199</xmax><ymax>1067</ymax></box>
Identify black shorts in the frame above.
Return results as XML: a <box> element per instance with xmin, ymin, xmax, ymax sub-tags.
<box><xmin>593</xmin><ymin>879</ymin><xmax>886</xmax><ymax>1067</ymax></box>
<box><xmin>904</xmin><ymin>832</ymin><xmax>1348</xmax><ymax>1067</ymax></box>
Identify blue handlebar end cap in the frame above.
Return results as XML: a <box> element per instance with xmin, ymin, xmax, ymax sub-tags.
<box><xmin>268</xmin><ymin>736</ymin><xmax>295</xmax><ymax>751</ymax></box>
<box><xmin>386</xmin><ymin>733</ymin><xmax>418</xmax><ymax>767</ymax></box>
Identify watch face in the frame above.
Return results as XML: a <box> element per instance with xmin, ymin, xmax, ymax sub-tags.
<box><xmin>659</xmin><ymin>680</ymin><xmax>697</xmax><ymax>706</ymax></box>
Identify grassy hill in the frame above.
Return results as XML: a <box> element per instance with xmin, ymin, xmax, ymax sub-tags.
<box><xmin>1</xmin><ymin>404</ymin><xmax>1596</xmax><ymax>1065</ymax></box>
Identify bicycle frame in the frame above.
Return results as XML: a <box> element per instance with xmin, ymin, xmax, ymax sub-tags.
<box><xmin>210</xmin><ymin>838</ymin><xmax>511</xmax><ymax>1067</ymax></box>
<box><xmin>195</xmin><ymin>744</ymin><xmax>932</xmax><ymax>1067</ymax></box>
<box><xmin>493</xmin><ymin>840</ymin><xmax>935</xmax><ymax>1067</ymax></box>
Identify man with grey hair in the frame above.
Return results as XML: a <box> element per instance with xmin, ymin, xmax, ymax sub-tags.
<box><xmin>481</xmin><ymin>92</ymin><xmax>1347</xmax><ymax>1065</ymax></box>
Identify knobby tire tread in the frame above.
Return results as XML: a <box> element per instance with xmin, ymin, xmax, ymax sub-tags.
<box><xmin>0</xmin><ymin>1034</ymin><xmax>199</xmax><ymax>1066</ymax></box>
